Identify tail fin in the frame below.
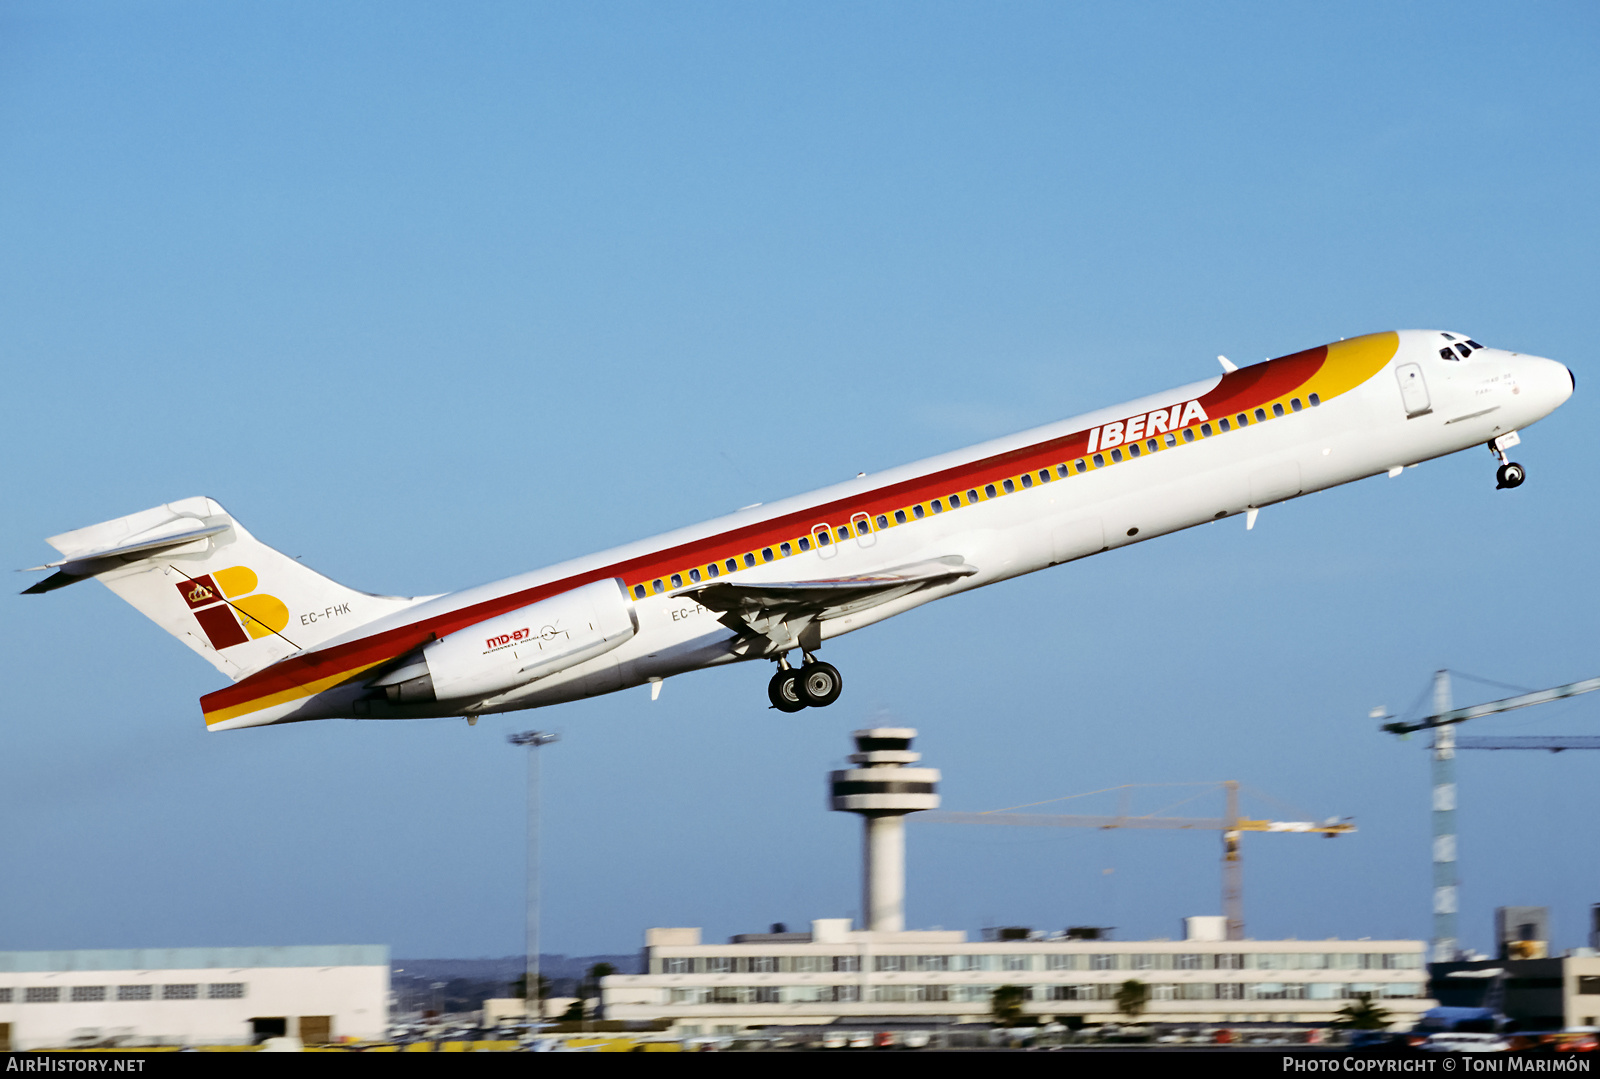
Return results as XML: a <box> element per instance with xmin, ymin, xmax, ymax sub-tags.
<box><xmin>24</xmin><ymin>497</ymin><xmax>420</xmax><ymax>681</ymax></box>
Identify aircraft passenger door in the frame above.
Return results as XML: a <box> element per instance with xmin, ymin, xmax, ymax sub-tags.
<box><xmin>851</xmin><ymin>512</ymin><xmax>876</xmax><ymax>549</ymax></box>
<box><xmin>1396</xmin><ymin>363</ymin><xmax>1432</xmax><ymax>418</ymax></box>
<box><xmin>813</xmin><ymin>524</ymin><xmax>838</xmax><ymax>560</ymax></box>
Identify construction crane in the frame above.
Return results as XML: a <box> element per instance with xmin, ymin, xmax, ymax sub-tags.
<box><xmin>917</xmin><ymin>780</ymin><xmax>1353</xmax><ymax>942</ymax></box>
<box><xmin>1455</xmin><ymin>736</ymin><xmax>1600</xmax><ymax>752</ymax></box>
<box><xmin>1376</xmin><ymin>669</ymin><xmax>1600</xmax><ymax>961</ymax></box>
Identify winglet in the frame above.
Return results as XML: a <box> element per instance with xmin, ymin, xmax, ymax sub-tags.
<box><xmin>1218</xmin><ymin>355</ymin><xmax>1238</xmax><ymax>373</ymax></box>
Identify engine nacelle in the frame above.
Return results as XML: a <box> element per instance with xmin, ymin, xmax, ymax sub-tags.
<box><xmin>374</xmin><ymin>579</ymin><xmax>637</xmax><ymax>704</ymax></box>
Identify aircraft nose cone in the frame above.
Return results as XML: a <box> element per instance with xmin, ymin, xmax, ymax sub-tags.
<box><xmin>1527</xmin><ymin>356</ymin><xmax>1574</xmax><ymax>411</ymax></box>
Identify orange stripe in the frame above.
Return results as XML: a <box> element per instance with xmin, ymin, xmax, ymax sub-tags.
<box><xmin>203</xmin><ymin>335</ymin><xmax>1393</xmax><ymax>724</ymax></box>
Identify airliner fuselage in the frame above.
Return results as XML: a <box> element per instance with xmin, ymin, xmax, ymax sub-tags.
<box><xmin>25</xmin><ymin>330</ymin><xmax>1573</xmax><ymax>730</ymax></box>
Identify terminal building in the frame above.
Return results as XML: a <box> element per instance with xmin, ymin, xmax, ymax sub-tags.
<box><xmin>602</xmin><ymin>918</ymin><xmax>1430</xmax><ymax>1033</ymax></box>
<box><xmin>602</xmin><ymin>728</ymin><xmax>1432</xmax><ymax>1034</ymax></box>
<box><xmin>0</xmin><ymin>945</ymin><xmax>389</xmax><ymax>1050</ymax></box>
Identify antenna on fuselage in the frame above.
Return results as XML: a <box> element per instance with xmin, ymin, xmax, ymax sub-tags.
<box><xmin>1217</xmin><ymin>355</ymin><xmax>1238</xmax><ymax>373</ymax></box>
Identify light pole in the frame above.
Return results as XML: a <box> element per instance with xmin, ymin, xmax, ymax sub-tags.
<box><xmin>508</xmin><ymin>730</ymin><xmax>558</xmax><ymax>1027</ymax></box>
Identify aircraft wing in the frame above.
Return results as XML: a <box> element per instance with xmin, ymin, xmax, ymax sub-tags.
<box><xmin>679</xmin><ymin>556</ymin><xmax>977</xmax><ymax>655</ymax></box>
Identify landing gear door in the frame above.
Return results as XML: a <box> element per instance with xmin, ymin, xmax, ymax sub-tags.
<box><xmin>1396</xmin><ymin>363</ymin><xmax>1432</xmax><ymax>418</ymax></box>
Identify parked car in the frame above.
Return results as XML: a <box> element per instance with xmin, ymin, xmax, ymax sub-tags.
<box><xmin>1419</xmin><ymin>1032</ymin><xmax>1512</xmax><ymax>1053</ymax></box>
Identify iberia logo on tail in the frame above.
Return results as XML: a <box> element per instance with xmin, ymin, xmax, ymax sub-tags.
<box><xmin>175</xmin><ymin>567</ymin><xmax>289</xmax><ymax>650</ymax></box>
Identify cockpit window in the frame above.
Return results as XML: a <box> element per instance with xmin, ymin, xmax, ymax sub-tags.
<box><xmin>1442</xmin><ymin>333</ymin><xmax>1457</xmax><ymax>342</ymax></box>
<box><xmin>1466</xmin><ymin>340</ymin><xmax>1483</xmax><ymax>349</ymax></box>
<box><xmin>1440</xmin><ymin>348</ymin><xmax>1458</xmax><ymax>361</ymax></box>
<box><xmin>1455</xmin><ymin>344</ymin><xmax>1471</xmax><ymax>359</ymax></box>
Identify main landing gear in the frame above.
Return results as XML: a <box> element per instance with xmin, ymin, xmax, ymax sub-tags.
<box><xmin>1489</xmin><ymin>436</ymin><xmax>1526</xmax><ymax>490</ymax></box>
<box><xmin>768</xmin><ymin>654</ymin><xmax>843</xmax><ymax>712</ymax></box>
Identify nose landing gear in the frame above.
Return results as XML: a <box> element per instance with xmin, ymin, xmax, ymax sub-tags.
<box><xmin>1489</xmin><ymin>435</ymin><xmax>1525</xmax><ymax>489</ymax></box>
<box><xmin>767</xmin><ymin>653</ymin><xmax>844</xmax><ymax>712</ymax></box>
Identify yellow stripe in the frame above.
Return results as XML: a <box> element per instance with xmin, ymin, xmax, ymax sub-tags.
<box><xmin>203</xmin><ymin>660</ymin><xmax>388</xmax><ymax>725</ymax></box>
<box><xmin>1298</xmin><ymin>331</ymin><xmax>1399</xmax><ymax>405</ymax></box>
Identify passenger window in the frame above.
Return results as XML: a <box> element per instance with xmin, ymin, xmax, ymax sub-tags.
<box><xmin>1272</xmin><ymin>403</ymin><xmax>1285</xmax><ymax>417</ymax></box>
<box><xmin>984</xmin><ymin>484</ymin><xmax>997</xmax><ymax>498</ymax></box>
<box><xmin>780</xmin><ymin>542</ymin><xmax>792</xmax><ymax>556</ymax></box>
<box><xmin>1038</xmin><ymin>470</ymin><xmax>1050</xmax><ymax>483</ymax></box>
<box><xmin>967</xmin><ymin>489</ymin><xmax>979</xmax><ymax>501</ymax></box>
<box><xmin>1147</xmin><ymin>439</ymin><xmax>1158</xmax><ymax>452</ymax></box>
<box><xmin>727</xmin><ymin>558</ymin><xmax>739</xmax><ymax>572</ymax></box>
<box><xmin>744</xmin><ymin>554</ymin><xmax>756</xmax><ymax>568</ymax></box>
<box><xmin>1111</xmin><ymin>448</ymin><xmax>1124</xmax><ymax>462</ymax></box>
<box><xmin>633</xmin><ymin>585</ymin><xmax>646</xmax><ymax>599</ymax></box>
<box><xmin>895</xmin><ymin>510</ymin><xmax>907</xmax><ymax>524</ymax></box>
<box><xmin>856</xmin><ymin>520</ymin><xmax>870</xmax><ymax>536</ymax></box>
<box><xmin>689</xmin><ymin>569</ymin><xmax>701</xmax><ymax>583</ymax></box>
<box><xmin>877</xmin><ymin>515</ymin><xmax>889</xmax><ymax>529</ymax></box>
<box><xmin>1093</xmin><ymin>453</ymin><xmax>1105</xmax><ymax>467</ymax></box>
<box><xmin>1182</xmin><ymin>429</ymin><xmax>1194</xmax><ymax>443</ymax></box>
<box><xmin>1021</xmin><ymin>474</ymin><xmax>1033</xmax><ymax>488</ymax></box>
<box><xmin>1163</xmin><ymin>434</ymin><xmax>1175</xmax><ymax>447</ymax></box>
<box><xmin>1308</xmin><ymin>393</ymin><xmax>1321</xmax><ymax>407</ymax></box>
<box><xmin>797</xmin><ymin>537</ymin><xmax>811</xmax><ymax>552</ymax></box>
<box><xmin>707</xmin><ymin>563</ymin><xmax>719</xmax><ymax>579</ymax></box>
<box><xmin>1255</xmin><ymin>408</ymin><xmax>1267</xmax><ymax>422</ymax></box>
<box><xmin>931</xmin><ymin>499</ymin><xmax>944</xmax><ymax>513</ymax></box>
<box><xmin>762</xmin><ymin>548</ymin><xmax>773</xmax><ymax>562</ymax></box>
<box><xmin>671</xmin><ymin>574</ymin><xmax>682</xmax><ymax>588</ymax></box>
<box><xmin>1200</xmin><ymin>423</ymin><xmax>1213</xmax><ymax>436</ymax></box>
<box><xmin>1127</xmin><ymin>443</ymin><xmax>1140</xmax><ymax>458</ymax></box>
<box><xmin>1075</xmin><ymin>460</ymin><xmax>1087</xmax><ymax>473</ymax></box>
<box><xmin>912</xmin><ymin>505</ymin><xmax>925</xmax><ymax>519</ymax></box>
<box><xmin>816</xmin><ymin>530</ymin><xmax>831</xmax><ymax>546</ymax></box>
<box><xmin>949</xmin><ymin>493</ymin><xmax>962</xmax><ymax>507</ymax></box>
<box><xmin>652</xmin><ymin>579</ymin><xmax>664</xmax><ymax>594</ymax></box>
<box><xmin>1290</xmin><ymin>398</ymin><xmax>1302</xmax><ymax>412</ymax></box>
<box><xmin>1218</xmin><ymin>418</ymin><xmax>1231</xmax><ymax>432</ymax></box>
<box><xmin>837</xmin><ymin>527</ymin><xmax>850</xmax><ymax>540</ymax></box>
<box><xmin>1003</xmin><ymin>479</ymin><xmax>1015</xmax><ymax>493</ymax></box>
<box><xmin>1236</xmin><ymin>414</ymin><xmax>1248</xmax><ymax>427</ymax></box>
<box><xmin>1056</xmin><ymin>464</ymin><xmax>1069</xmax><ymax>478</ymax></box>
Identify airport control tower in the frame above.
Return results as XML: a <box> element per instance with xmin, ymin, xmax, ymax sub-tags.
<box><xmin>829</xmin><ymin>728</ymin><xmax>940</xmax><ymax>933</ymax></box>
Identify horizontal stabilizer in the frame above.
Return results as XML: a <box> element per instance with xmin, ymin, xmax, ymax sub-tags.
<box><xmin>21</xmin><ymin>522</ymin><xmax>233</xmax><ymax>590</ymax></box>
<box><xmin>23</xmin><ymin>497</ymin><xmax>421</xmax><ymax>682</ymax></box>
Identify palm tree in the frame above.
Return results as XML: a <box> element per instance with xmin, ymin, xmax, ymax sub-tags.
<box><xmin>991</xmin><ymin>985</ymin><xmax>1028</xmax><ymax>1026</ymax></box>
<box><xmin>1114</xmin><ymin>979</ymin><xmax>1150</xmax><ymax>1023</ymax></box>
<box><xmin>1330</xmin><ymin>995</ymin><xmax>1392</xmax><ymax>1030</ymax></box>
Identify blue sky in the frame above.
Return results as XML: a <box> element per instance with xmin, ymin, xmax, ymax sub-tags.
<box><xmin>3</xmin><ymin>1</ymin><xmax>1598</xmax><ymax>958</ymax></box>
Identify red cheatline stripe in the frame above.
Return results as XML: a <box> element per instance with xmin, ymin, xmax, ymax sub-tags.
<box><xmin>204</xmin><ymin>348</ymin><xmax>1334</xmax><ymax>717</ymax></box>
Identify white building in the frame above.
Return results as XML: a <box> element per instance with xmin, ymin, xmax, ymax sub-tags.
<box><xmin>602</xmin><ymin>918</ymin><xmax>1431</xmax><ymax>1034</ymax></box>
<box><xmin>0</xmin><ymin>945</ymin><xmax>389</xmax><ymax>1050</ymax></box>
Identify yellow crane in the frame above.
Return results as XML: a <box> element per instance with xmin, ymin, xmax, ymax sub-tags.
<box><xmin>918</xmin><ymin>780</ymin><xmax>1353</xmax><ymax>941</ymax></box>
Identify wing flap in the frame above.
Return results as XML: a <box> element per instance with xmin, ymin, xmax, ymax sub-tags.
<box><xmin>678</xmin><ymin>556</ymin><xmax>977</xmax><ymax>655</ymax></box>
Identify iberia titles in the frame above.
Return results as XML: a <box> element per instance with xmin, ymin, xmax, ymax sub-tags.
<box><xmin>1086</xmin><ymin>399</ymin><xmax>1209</xmax><ymax>454</ymax></box>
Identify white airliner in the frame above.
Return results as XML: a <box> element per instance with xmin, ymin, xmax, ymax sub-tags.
<box><xmin>25</xmin><ymin>331</ymin><xmax>1572</xmax><ymax>731</ymax></box>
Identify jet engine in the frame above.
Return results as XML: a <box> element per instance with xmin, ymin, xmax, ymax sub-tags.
<box><xmin>372</xmin><ymin>578</ymin><xmax>637</xmax><ymax>704</ymax></box>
